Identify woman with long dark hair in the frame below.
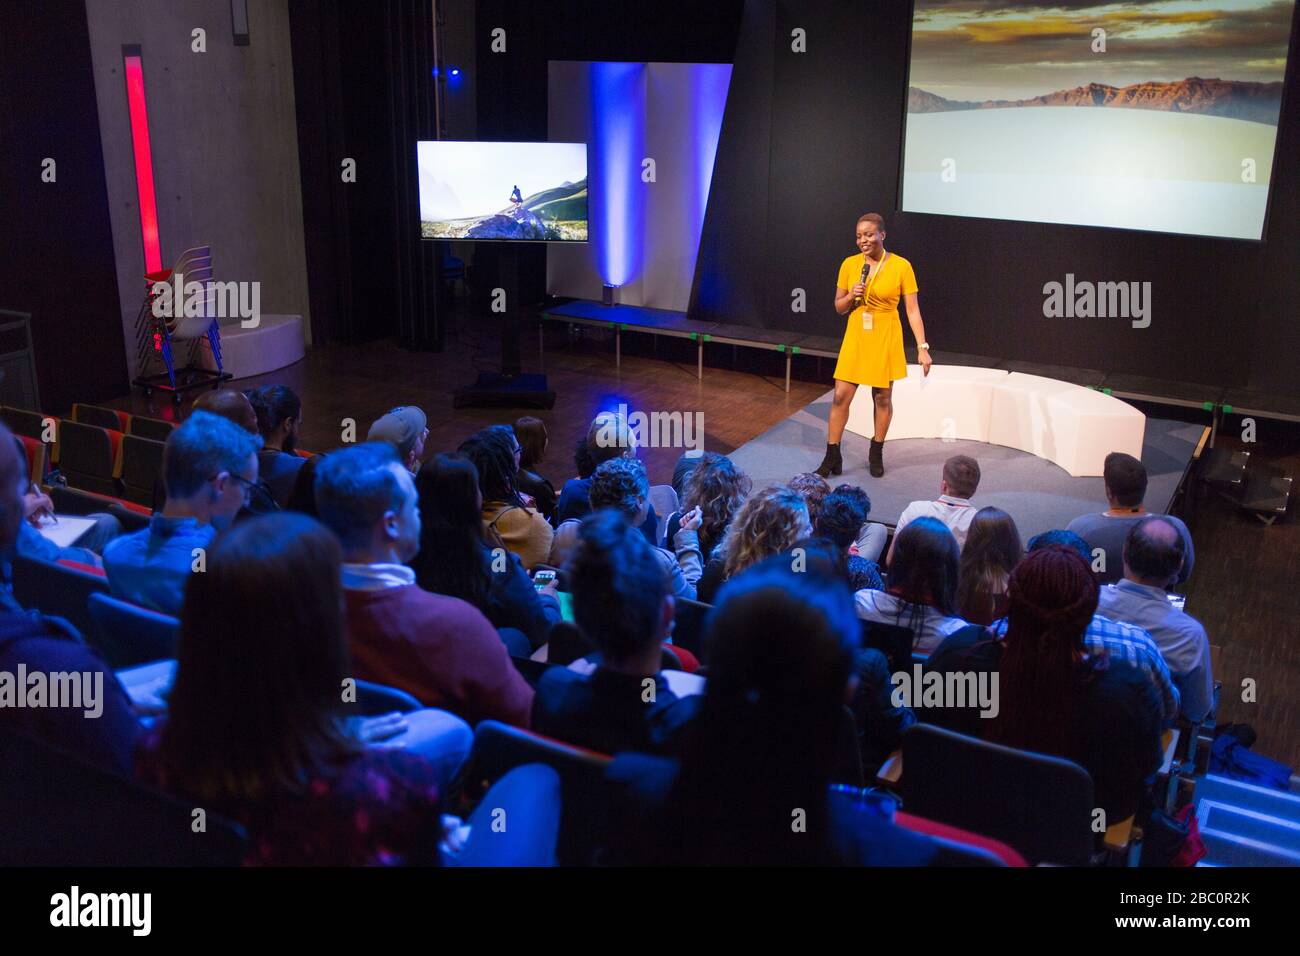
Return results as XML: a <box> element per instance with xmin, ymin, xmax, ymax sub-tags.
<box><xmin>136</xmin><ymin>513</ymin><xmax>447</xmax><ymax>865</ymax></box>
<box><xmin>607</xmin><ymin>560</ymin><xmax>939</xmax><ymax>865</ymax></box>
<box><xmin>411</xmin><ymin>453</ymin><xmax>560</xmax><ymax>650</ymax></box>
<box><xmin>957</xmin><ymin>507</ymin><xmax>1023</xmax><ymax>626</ymax></box>
<box><xmin>665</xmin><ymin>452</ymin><xmax>751</xmax><ymax>561</ymax></box>
<box><xmin>459</xmin><ymin>428</ymin><xmax>553</xmax><ymax>570</ymax></box>
<box><xmin>854</xmin><ymin>516</ymin><xmax>970</xmax><ymax>653</ymax></box>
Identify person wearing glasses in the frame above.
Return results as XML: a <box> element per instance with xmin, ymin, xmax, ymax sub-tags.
<box><xmin>103</xmin><ymin>411</ymin><xmax>261</xmax><ymax>617</ymax></box>
<box><xmin>816</xmin><ymin>213</ymin><xmax>932</xmax><ymax>480</ymax></box>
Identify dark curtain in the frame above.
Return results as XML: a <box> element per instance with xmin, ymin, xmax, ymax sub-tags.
<box><xmin>289</xmin><ymin>0</ymin><xmax>444</xmax><ymax>350</ymax></box>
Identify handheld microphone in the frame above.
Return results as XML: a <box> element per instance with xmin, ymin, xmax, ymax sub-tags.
<box><xmin>854</xmin><ymin>259</ymin><xmax>870</xmax><ymax>307</ymax></box>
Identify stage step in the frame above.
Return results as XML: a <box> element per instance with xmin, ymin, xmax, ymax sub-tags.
<box><xmin>1194</xmin><ymin>774</ymin><xmax>1300</xmax><ymax>867</ymax></box>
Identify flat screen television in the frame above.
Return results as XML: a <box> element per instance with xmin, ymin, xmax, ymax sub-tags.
<box><xmin>416</xmin><ymin>140</ymin><xmax>588</xmax><ymax>242</ymax></box>
<box><xmin>899</xmin><ymin>0</ymin><xmax>1297</xmax><ymax>240</ymax></box>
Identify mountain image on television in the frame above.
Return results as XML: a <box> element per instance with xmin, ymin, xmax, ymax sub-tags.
<box><xmin>417</xmin><ymin>141</ymin><xmax>588</xmax><ymax>241</ymax></box>
<box><xmin>901</xmin><ymin>0</ymin><xmax>1297</xmax><ymax>240</ymax></box>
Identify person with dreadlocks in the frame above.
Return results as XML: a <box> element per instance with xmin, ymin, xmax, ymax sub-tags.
<box><xmin>928</xmin><ymin>546</ymin><xmax>1163</xmax><ymax>824</ymax></box>
<box><xmin>459</xmin><ymin>427</ymin><xmax>554</xmax><ymax>571</ymax></box>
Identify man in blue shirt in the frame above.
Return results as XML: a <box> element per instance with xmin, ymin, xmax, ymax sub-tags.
<box><xmin>1067</xmin><ymin>452</ymin><xmax>1195</xmax><ymax>585</ymax></box>
<box><xmin>1097</xmin><ymin>516</ymin><xmax>1213</xmax><ymax>723</ymax></box>
<box><xmin>103</xmin><ymin>411</ymin><xmax>261</xmax><ymax>616</ymax></box>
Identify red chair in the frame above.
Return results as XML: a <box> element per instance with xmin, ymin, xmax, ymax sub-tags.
<box><xmin>55</xmin><ymin>421</ymin><xmax>122</xmax><ymax>497</ymax></box>
<box><xmin>71</xmin><ymin>403</ymin><xmax>131</xmax><ymax>433</ymax></box>
<box><xmin>127</xmin><ymin>415</ymin><xmax>175</xmax><ymax>443</ymax></box>
<box><xmin>16</xmin><ymin>435</ymin><xmax>48</xmax><ymax>487</ymax></box>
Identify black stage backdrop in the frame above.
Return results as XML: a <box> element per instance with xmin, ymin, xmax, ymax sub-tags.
<box><xmin>692</xmin><ymin>0</ymin><xmax>1300</xmax><ymax>395</ymax></box>
<box><xmin>0</xmin><ymin>0</ymin><xmax>129</xmax><ymax>412</ymax></box>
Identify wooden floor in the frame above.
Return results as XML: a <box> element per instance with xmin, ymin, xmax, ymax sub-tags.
<box><xmin>108</xmin><ymin>312</ymin><xmax>1300</xmax><ymax>771</ymax></box>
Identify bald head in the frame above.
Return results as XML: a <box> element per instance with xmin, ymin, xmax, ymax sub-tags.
<box><xmin>192</xmin><ymin>389</ymin><xmax>258</xmax><ymax>435</ymax></box>
<box><xmin>0</xmin><ymin>424</ymin><xmax>26</xmax><ymax>552</ymax></box>
<box><xmin>1123</xmin><ymin>515</ymin><xmax>1185</xmax><ymax>587</ymax></box>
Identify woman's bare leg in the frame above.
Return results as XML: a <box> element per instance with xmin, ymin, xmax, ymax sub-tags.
<box><xmin>871</xmin><ymin>385</ymin><xmax>893</xmax><ymax>442</ymax></box>
<box><xmin>827</xmin><ymin>379</ymin><xmax>859</xmax><ymax>444</ymax></box>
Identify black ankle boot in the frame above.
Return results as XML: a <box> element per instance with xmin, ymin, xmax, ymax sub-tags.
<box><xmin>868</xmin><ymin>439</ymin><xmax>884</xmax><ymax>478</ymax></box>
<box><xmin>815</xmin><ymin>442</ymin><xmax>843</xmax><ymax>478</ymax></box>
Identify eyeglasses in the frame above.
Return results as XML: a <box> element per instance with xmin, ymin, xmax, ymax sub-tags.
<box><xmin>215</xmin><ymin>472</ymin><xmax>264</xmax><ymax>507</ymax></box>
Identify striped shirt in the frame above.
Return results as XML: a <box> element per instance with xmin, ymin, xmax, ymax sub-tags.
<box><xmin>991</xmin><ymin>612</ymin><xmax>1180</xmax><ymax>723</ymax></box>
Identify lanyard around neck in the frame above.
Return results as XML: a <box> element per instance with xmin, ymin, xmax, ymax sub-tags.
<box><xmin>862</xmin><ymin>251</ymin><xmax>889</xmax><ymax>304</ymax></box>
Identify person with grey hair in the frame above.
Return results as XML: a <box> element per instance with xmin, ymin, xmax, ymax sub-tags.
<box><xmin>103</xmin><ymin>410</ymin><xmax>262</xmax><ymax>616</ymax></box>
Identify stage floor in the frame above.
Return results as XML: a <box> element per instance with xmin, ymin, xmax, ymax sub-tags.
<box><xmin>726</xmin><ymin>388</ymin><xmax>1207</xmax><ymax>542</ymax></box>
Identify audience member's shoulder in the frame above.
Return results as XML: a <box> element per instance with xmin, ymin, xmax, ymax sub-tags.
<box><xmin>929</xmin><ymin>624</ymin><xmax>998</xmax><ymax>670</ymax></box>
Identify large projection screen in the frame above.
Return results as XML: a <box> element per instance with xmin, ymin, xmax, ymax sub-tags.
<box><xmin>900</xmin><ymin>1</ymin><xmax>1297</xmax><ymax>240</ymax></box>
<box><xmin>417</xmin><ymin>141</ymin><xmax>588</xmax><ymax>242</ymax></box>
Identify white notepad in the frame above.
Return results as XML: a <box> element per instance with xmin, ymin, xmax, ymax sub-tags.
<box><xmin>34</xmin><ymin>514</ymin><xmax>98</xmax><ymax>550</ymax></box>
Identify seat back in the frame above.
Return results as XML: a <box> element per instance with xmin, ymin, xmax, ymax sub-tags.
<box><xmin>0</xmin><ymin>405</ymin><xmax>50</xmax><ymax>442</ymax></box>
<box><xmin>546</xmin><ymin>620</ymin><xmax>595</xmax><ymax>665</ymax></box>
<box><xmin>86</xmin><ymin>592</ymin><xmax>178</xmax><ymax>669</ymax></box>
<box><xmin>0</xmin><ymin>726</ymin><xmax>246</xmax><ymax>865</ymax></box>
<box><xmin>119</xmin><ymin>434</ymin><xmax>166</xmax><ymax>508</ymax></box>
<box><xmin>647</xmin><ymin>483</ymin><xmax>679</xmax><ymax>546</ymax></box>
<box><xmin>671</xmin><ymin>596</ymin><xmax>712</xmax><ymax>658</ymax></box>
<box><xmin>11</xmin><ymin>553</ymin><xmax>110</xmax><ymax>640</ymax></box>
<box><xmin>128</xmin><ymin>414</ymin><xmax>176</xmax><ymax>443</ymax></box>
<box><xmin>862</xmin><ymin>620</ymin><xmax>917</xmax><ymax>673</ymax></box>
<box><xmin>72</xmin><ymin>403</ymin><xmax>130</xmax><ymax>432</ymax></box>
<box><xmin>469</xmin><ymin>720</ymin><xmax>613</xmax><ymax>866</ymax></box>
<box><xmin>55</xmin><ymin>420</ymin><xmax>121</xmax><ymax>496</ymax></box>
<box><xmin>901</xmin><ymin>723</ymin><xmax>1096</xmax><ymax>865</ymax></box>
<box><xmin>350</xmin><ymin>679</ymin><xmax>423</xmax><ymax>715</ymax></box>
<box><xmin>15</xmin><ymin>434</ymin><xmax>48</xmax><ymax>486</ymax></box>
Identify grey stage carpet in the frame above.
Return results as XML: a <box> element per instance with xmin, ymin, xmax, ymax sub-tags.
<box><xmin>725</xmin><ymin>389</ymin><xmax>1204</xmax><ymax>542</ymax></box>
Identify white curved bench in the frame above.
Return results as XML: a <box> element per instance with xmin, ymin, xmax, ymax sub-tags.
<box><xmin>197</xmin><ymin>313</ymin><xmax>306</xmax><ymax>381</ymax></box>
<box><xmin>845</xmin><ymin>365</ymin><xmax>1145</xmax><ymax>478</ymax></box>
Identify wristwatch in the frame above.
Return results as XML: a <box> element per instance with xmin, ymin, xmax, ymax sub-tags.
<box><xmin>919</xmin><ymin>343</ymin><xmax>930</xmax><ymax>350</ymax></box>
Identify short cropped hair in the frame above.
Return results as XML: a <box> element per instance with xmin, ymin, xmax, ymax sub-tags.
<box><xmin>1124</xmin><ymin>516</ymin><xmax>1185</xmax><ymax>583</ymax></box>
<box><xmin>314</xmin><ymin>442</ymin><xmax>406</xmax><ymax>550</ymax></box>
<box><xmin>164</xmin><ymin>411</ymin><xmax>262</xmax><ymax>499</ymax></box>
<box><xmin>589</xmin><ymin>457</ymin><xmax>649</xmax><ymax>519</ymax></box>
<box><xmin>569</xmin><ymin>510</ymin><xmax>668</xmax><ymax>665</ymax></box>
<box><xmin>857</xmin><ymin>212</ymin><xmax>886</xmax><ymax>232</ymax></box>
<box><xmin>942</xmin><ymin>455</ymin><xmax>981</xmax><ymax>498</ymax></box>
<box><xmin>1104</xmin><ymin>452</ymin><xmax>1147</xmax><ymax>508</ymax></box>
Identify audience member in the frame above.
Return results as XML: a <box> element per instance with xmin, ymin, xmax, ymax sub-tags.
<box><xmin>135</xmin><ymin>512</ymin><xmax>461</xmax><ymax>865</ymax></box>
<box><xmin>856</xmin><ymin>517</ymin><xmax>970</xmax><ymax>653</ymax></box>
<box><xmin>513</xmin><ymin>416</ymin><xmax>557</xmax><ymax>522</ymax></box>
<box><xmin>604</xmin><ymin>560</ymin><xmax>942</xmax><ymax>865</ymax></box>
<box><xmin>1097</xmin><ymin>516</ymin><xmax>1213</xmax><ymax>723</ymax></box>
<box><xmin>533</xmin><ymin>511</ymin><xmax>699</xmax><ymax>755</ymax></box>
<box><xmin>368</xmin><ymin>406</ymin><xmax>428</xmax><ymax>475</ymax></box>
<box><xmin>788</xmin><ymin>472</ymin><xmax>831</xmax><ymax>527</ymax></box>
<box><xmin>315</xmin><ymin>442</ymin><xmax>533</xmax><ymax>726</ymax></box>
<box><xmin>815</xmin><ymin>485</ymin><xmax>885</xmax><ymax>591</ymax></box>
<box><xmin>928</xmin><ymin>547</ymin><xmax>1163</xmax><ymax>822</ymax></box>
<box><xmin>664</xmin><ymin>452</ymin><xmax>751</xmax><ymax>562</ymax></box>
<box><xmin>411</xmin><ymin>453</ymin><xmax>560</xmax><ymax>651</ymax></box>
<box><xmin>11</xmin><ymin>435</ymin><xmax>119</xmax><ymax>569</ymax></box>
<box><xmin>0</xmin><ymin>423</ymin><xmax>141</xmax><ymax>775</ymax></box>
<box><xmin>192</xmin><ymin>388</ymin><xmax>259</xmax><ymax>434</ymax></box>
<box><xmin>888</xmin><ymin>454</ymin><xmax>981</xmax><ymax>563</ymax></box>
<box><xmin>459</xmin><ymin>428</ymin><xmax>553</xmax><ymax>571</ymax></box>
<box><xmin>246</xmin><ymin>384</ymin><xmax>305</xmax><ymax>507</ymax></box>
<box><xmin>696</xmin><ymin>485</ymin><xmax>811</xmax><ymax>603</ymax></box>
<box><xmin>550</xmin><ymin>458</ymin><xmax>702</xmax><ymax>599</ymax></box>
<box><xmin>956</xmin><ymin>507</ymin><xmax>1022</xmax><ymax>626</ymax></box>
<box><xmin>104</xmin><ymin>411</ymin><xmax>260</xmax><ymax>616</ymax></box>
<box><xmin>1067</xmin><ymin>452</ymin><xmax>1195</xmax><ymax>585</ymax></box>
<box><xmin>980</xmin><ymin>529</ymin><xmax>1182</xmax><ymax>726</ymax></box>
<box><xmin>555</xmin><ymin>411</ymin><xmax>659</xmax><ymax>542</ymax></box>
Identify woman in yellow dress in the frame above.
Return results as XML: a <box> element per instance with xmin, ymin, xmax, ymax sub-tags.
<box><xmin>815</xmin><ymin>213</ymin><xmax>932</xmax><ymax>479</ymax></box>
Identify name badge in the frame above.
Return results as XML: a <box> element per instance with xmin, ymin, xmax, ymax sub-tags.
<box><xmin>861</xmin><ymin>311</ymin><xmax>874</xmax><ymax>331</ymax></box>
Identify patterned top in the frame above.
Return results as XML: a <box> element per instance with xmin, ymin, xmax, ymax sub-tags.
<box><xmin>136</xmin><ymin>728</ymin><xmax>443</xmax><ymax>866</ymax></box>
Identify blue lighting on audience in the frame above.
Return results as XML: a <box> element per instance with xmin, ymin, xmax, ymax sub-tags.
<box><xmin>590</xmin><ymin>62</ymin><xmax>646</xmax><ymax>288</ymax></box>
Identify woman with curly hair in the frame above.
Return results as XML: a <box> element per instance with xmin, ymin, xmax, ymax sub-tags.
<box><xmin>696</xmin><ymin>485</ymin><xmax>811</xmax><ymax>604</ymax></box>
<box><xmin>664</xmin><ymin>452</ymin><xmax>752</xmax><ymax>560</ymax></box>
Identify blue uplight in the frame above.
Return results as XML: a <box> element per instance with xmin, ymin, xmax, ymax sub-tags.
<box><xmin>590</xmin><ymin>63</ymin><xmax>646</xmax><ymax>288</ymax></box>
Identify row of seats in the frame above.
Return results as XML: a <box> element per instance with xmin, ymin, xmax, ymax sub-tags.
<box><xmin>1</xmin><ymin>403</ymin><xmax>173</xmax><ymax>509</ymax></box>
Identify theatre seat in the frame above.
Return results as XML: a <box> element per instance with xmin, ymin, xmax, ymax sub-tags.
<box><xmin>55</xmin><ymin>420</ymin><xmax>122</xmax><ymax>496</ymax></box>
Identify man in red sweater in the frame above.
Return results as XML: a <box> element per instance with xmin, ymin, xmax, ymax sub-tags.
<box><xmin>315</xmin><ymin>442</ymin><xmax>533</xmax><ymax>727</ymax></box>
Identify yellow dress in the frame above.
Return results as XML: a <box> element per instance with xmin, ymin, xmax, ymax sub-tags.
<box><xmin>833</xmin><ymin>251</ymin><xmax>918</xmax><ymax>388</ymax></box>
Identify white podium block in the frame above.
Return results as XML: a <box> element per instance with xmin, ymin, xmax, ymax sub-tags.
<box><xmin>199</xmin><ymin>313</ymin><xmax>306</xmax><ymax>381</ymax></box>
<box><xmin>845</xmin><ymin>365</ymin><xmax>1145</xmax><ymax>478</ymax></box>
